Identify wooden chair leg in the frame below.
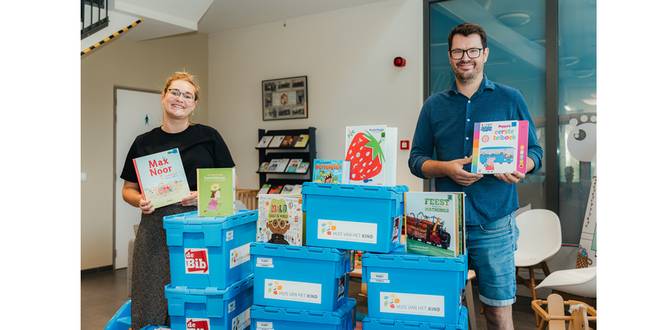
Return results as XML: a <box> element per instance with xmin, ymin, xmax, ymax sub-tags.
<box><xmin>528</xmin><ymin>267</ymin><xmax>538</xmax><ymax>301</ymax></box>
<box><xmin>541</xmin><ymin>261</ymin><xmax>551</xmax><ymax>277</ymax></box>
<box><xmin>465</xmin><ymin>278</ymin><xmax>478</xmax><ymax>330</ymax></box>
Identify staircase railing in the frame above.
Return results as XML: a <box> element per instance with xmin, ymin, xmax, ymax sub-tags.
<box><xmin>81</xmin><ymin>0</ymin><xmax>109</xmax><ymax>39</ymax></box>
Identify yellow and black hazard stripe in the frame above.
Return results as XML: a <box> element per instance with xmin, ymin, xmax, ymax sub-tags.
<box><xmin>81</xmin><ymin>19</ymin><xmax>142</xmax><ymax>56</ymax></box>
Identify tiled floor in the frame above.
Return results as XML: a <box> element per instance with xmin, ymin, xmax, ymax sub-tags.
<box><xmin>82</xmin><ymin>268</ymin><xmax>539</xmax><ymax>330</ymax></box>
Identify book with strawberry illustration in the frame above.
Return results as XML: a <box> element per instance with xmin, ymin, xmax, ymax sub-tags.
<box><xmin>345</xmin><ymin>125</ymin><xmax>398</xmax><ymax>186</ymax></box>
<box><xmin>256</xmin><ymin>194</ymin><xmax>304</xmax><ymax>245</ymax></box>
<box><xmin>404</xmin><ymin>191</ymin><xmax>465</xmax><ymax>257</ymax></box>
<box><xmin>312</xmin><ymin>159</ymin><xmax>350</xmax><ymax>184</ymax></box>
<box><xmin>197</xmin><ymin>167</ymin><xmax>236</xmax><ymax>217</ymax></box>
<box><xmin>471</xmin><ymin>120</ymin><xmax>529</xmax><ymax>174</ymax></box>
<box><xmin>132</xmin><ymin>148</ymin><xmax>190</xmax><ymax>209</ymax></box>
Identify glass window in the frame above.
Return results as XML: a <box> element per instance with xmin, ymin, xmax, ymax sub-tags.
<box><xmin>558</xmin><ymin>0</ymin><xmax>597</xmax><ymax>244</ymax></box>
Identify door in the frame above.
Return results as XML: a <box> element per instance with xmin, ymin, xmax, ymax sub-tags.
<box><xmin>114</xmin><ymin>87</ymin><xmax>162</xmax><ymax>269</ymax></box>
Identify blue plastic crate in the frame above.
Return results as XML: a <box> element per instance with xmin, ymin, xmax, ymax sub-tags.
<box><xmin>164</xmin><ymin>210</ymin><xmax>257</xmax><ymax>289</ymax></box>
<box><xmin>361</xmin><ymin>252</ymin><xmax>468</xmax><ymax>324</ymax></box>
<box><xmin>302</xmin><ymin>182</ymin><xmax>408</xmax><ymax>253</ymax></box>
<box><xmin>140</xmin><ymin>326</ymin><xmax>170</xmax><ymax>330</ymax></box>
<box><xmin>250</xmin><ymin>298</ymin><xmax>356</xmax><ymax>330</ymax></box>
<box><xmin>251</xmin><ymin>242</ymin><xmax>351</xmax><ymax>311</ymax></box>
<box><xmin>105</xmin><ymin>300</ymin><xmax>131</xmax><ymax>330</ymax></box>
<box><xmin>165</xmin><ymin>274</ymin><xmax>253</xmax><ymax>330</ymax></box>
<box><xmin>362</xmin><ymin>306</ymin><xmax>468</xmax><ymax>330</ymax></box>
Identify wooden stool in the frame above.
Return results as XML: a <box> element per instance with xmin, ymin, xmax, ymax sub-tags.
<box><xmin>465</xmin><ymin>269</ymin><xmax>478</xmax><ymax>330</ymax></box>
<box><xmin>531</xmin><ymin>293</ymin><xmax>597</xmax><ymax>330</ymax></box>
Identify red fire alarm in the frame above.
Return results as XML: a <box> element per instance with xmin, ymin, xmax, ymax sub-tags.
<box><xmin>400</xmin><ymin>140</ymin><xmax>410</xmax><ymax>150</ymax></box>
<box><xmin>393</xmin><ymin>56</ymin><xmax>406</xmax><ymax>67</ymax></box>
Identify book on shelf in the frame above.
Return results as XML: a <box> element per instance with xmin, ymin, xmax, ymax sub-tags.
<box><xmin>295</xmin><ymin>161</ymin><xmax>310</xmax><ymax>174</ymax></box>
<box><xmin>132</xmin><ymin>148</ymin><xmax>190</xmax><ymax>209</ymax></box>
<box><xmin>258</xmin><ymin>184</ymin><xmax>272</xmax><ymax>195</ymax></box>
<box><xmin>268</xmin><ymin>135</ymin><xmax>285</xmax><ymax>148</ymax></box>
<box><xmin>404</xmin><ymin>192</ymin><xmax>465</xmax><ymax>257</ymax></box>
<box><xmin>267</xmin><ymin>158</ymin><xmax>289</xmax><ymax>172</ymax></box>
<box><xmin>281</xmin><ymin>184</ymin><xmax>296</xmax><ymax>194</ymax></box>
<box><xmin>471</xmin><ymin>120</ymin><xmax>529</xmax><ymax>174</ymax></box>
<box><xmin>256</xmin><ymin>194</ymin><xmax>304</xmax><ymax>246</ymax></box>
<box><xmin>345</xmin><ymin>125</ymin><xmax>398</xmax><ymax>186</ymax></box>
<box><xmin>312</xmin><ymin>159</ymin><xmax>350</xmax><ymax>184</ymax></box>
<box><xmin>279</xmin><ymin>135</ymin><xmax>296</xmax><ymax>148</ymax></box>
<box><xmin>294</xmin><ymin>134</ymin><xmax>309</xmax><ymax>148</ymax></box>
<box><xmin>290</xmin><ymin>184</ymin><xmax>303</xmax><ymax>195</ymax></box>
<box><xmin>258</xmin><ymin>161</ymin><xmax>270</xmax><ymax>172</ymax></box>
<box><xmin>285</xmin><ymin>159</ymin><xmax>303</xmax><ymax>173</ymax></box>
<box><xmin>197</xmin><ymin>168</ymin><xmax>236</xmax><ymax>217</ymax></box>
<box><xmin>256</xmin><ymin>135</ymin><xmax>274</xmax><ymax>148</ymax></box>
<box><xmin>268</xmin><ymin>185</ymin><xmax>284</xmax><ymax>194</ymax></box>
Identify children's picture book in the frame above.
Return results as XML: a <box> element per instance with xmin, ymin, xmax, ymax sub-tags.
<box><xmin>285</xmin><ymin>159</ymin><xmax>303</xmax><ymax>173</ymax></box>
<box><xmin>290</xmin><ymin>184</ymin><xmax>303</xmax><ymax>195</ymax></box>
<box><xmin>345</xmin><ymin>125</ymin><xmax>397</xmax><ymax>186</ymax></box>
<box><xmin>256</xmin><ymin>195</ymin><xmax>304</xmax><ymax>246</ymax></box>
<box><xmin>404</xmin><ymin>192</ymin><xmax>465</xmax><ymax>257</ymax></box>
<box><xmin>268</xmin><ymin>135</ymin><xmax>285</xmax><ymax>148</ymax></box>
<box><xmin>267</xmin><ymin>159</ymin><xmax>289</xmax><ymax>172</ymax></box>
<box><xmin>258</xmin><ymin>184</ymin><xmax>271</xmax><ymax>195</ymax></box>
<box><xmin>471</xmin><ymin>120</ymin><xmax>529</xmax><ymax>174</ymax></box>
<box><xmin>295</xmin><ymin>161</ymin><xmax>310</xmax><ymax>174</ymax></box>
<box><xmin>256</xmin><ymin>135</ymin><xmax>274</xmax><ymax>148</ymax></box>
<box><xmin>268</xmin><ymin>185</ymin><xmax>284</xmax><ymax>194</ymax></box>
<box><xmin>312</xmin><ymin>159</ymin><xmax>350</xmax><ymax>184</ymax></box>
<box><xmin>294</xmin><ymin>134</ymin><xmax>309</xmax><ymax>148</ymax></box>
<box><xmin>197</xmin><ymin>168</ymin><xmax>236</xmax><ymax>217</ymax></box>
<box><xmin>280</xmin><ymin>135</ymin><xmax>296</xmax><ymax>148</ymax></box>
<box><xmin>258</xmin><ymin>161</ymin><xmax>270</xmax><ymax>172</ymax></box>
<box><xmin>577</xmin><ymin>176</ymin><xmax>597</xmax><ymax>268</ymax></box>
<box><xmin>132</xmin><ymin>148</ymin><xmax>190</xmax><ymax>209</ymax></box>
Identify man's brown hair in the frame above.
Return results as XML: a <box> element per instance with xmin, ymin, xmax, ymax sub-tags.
<box><xmin>448</xmin><ymin>23</ymin><xmax>487</xmax><ymax>50</ymax></box>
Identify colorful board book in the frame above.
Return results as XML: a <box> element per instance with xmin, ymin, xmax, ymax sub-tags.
<box><xmin>295</xmin><ymin>161</ymin><xmax>310</xmax><ymax>174</ymax></box>
<box><xmin>471</xmin><ymin>120</ymin><xmax>529</xmax><ymax>174</ymax></box>
<box><xmin>285</xmin><ymin>159</ymin><xmax>303</xmax><ymax>173</ymax></box>
<box><xmin>345</xmin><ymin>125</ymin><xmax>397</xmax><ymax>186</ymax></box>
<box><xmin>404</xmin><ymin>191</ymin><xmax>465</xmax><ymax>257</ymax></box>
<box><xmin>132</xmin><ymin>148</ymin><xmax>190</xmax><ymax>209</ymax></box>
<box><xmin>268</xmin><ymin>135</ymin><xmax>285</xmax><ymax>148</ymax></box>
<box><xmin>312</xmin><ymin>159</ymin><xmax>350</xmax><ymax>184</ymax></box>
<box><xmin>256</xmin><ymin>195</ymin><xmax>304</xmax><ymax>245</ymax></box>
<box><xmin>197</xmin><ymin>168</ymin><xmax>236</xmax><ymax>217</ymax></box>
<box><xmin>267</xmin><ymin>159</ymin><xmax>289</xmax><ymax>172</ymax></box>
<box><xmin>294</xmin><ymin>134</ymin><xmax>309</xmax><ymax>148</ymax></box>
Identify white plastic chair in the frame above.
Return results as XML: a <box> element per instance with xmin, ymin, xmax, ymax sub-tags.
<box><xmin>515</xmin><ymin>209</ymin><xmax>562</xmax><ymax>300</ymax></box>
<box><xmin>535</xmin><ymin>266</ymin><xmax>596</xmax><ymax>298</ymax></box>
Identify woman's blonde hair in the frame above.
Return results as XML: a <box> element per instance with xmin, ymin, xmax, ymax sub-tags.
<box><xmin>162</xmin><ymin>71</ymin><xmax>200</xmax><ymax>101</ymax></box>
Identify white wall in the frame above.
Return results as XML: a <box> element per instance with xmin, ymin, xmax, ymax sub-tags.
<box><xmin>207</xmin><ymin>0</ymin><xmax>424</xmax><ymax>191</ymax></box>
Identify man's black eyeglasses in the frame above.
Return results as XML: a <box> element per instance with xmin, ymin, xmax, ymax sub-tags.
<box><xmin>449</xmin><ymin>48</ymin><xmax>483</xmax><ymax>60</ymax></box>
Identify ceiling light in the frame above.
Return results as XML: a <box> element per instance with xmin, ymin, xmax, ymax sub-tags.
<box><xmin>496</xmin><ymin>12</ymin><xmax>531</xmax><ymax>27</ymax></box>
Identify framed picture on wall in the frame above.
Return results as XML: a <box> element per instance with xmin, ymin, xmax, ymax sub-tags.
<box><xmin>262</xmin><ymin>76</ymin><xmax>308</xmax><ymax>121</ymax></box>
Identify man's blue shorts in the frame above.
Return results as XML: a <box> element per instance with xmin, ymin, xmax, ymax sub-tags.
<box><xmin>466</xmin><ymin>212</ymin><xmax>519</xmax><ymax>307</ymax></box>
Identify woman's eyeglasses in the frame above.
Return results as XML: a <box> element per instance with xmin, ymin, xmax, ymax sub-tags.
<box><xmin>167</xmin><ymin>88</ymin><xmax>195</xmax><ymax>101</ymax></box>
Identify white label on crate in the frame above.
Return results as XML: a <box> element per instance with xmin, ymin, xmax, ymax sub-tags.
<box><xmin>186</xmin><ymin>317</ymin><xmax>210</xmax><ymax>330</ymax></box>
<box><xmin>256</xmin><ymin>321</ymin><xmax>273</xmax><ymax>330</ymax></box>
<box><xmin>226</xmin><ymin>230</ymin><xmax>234</xmax><ymax>241</ymax></box>
<box><xmin>379</xmin><ymin>292</ymin><xmax>445</xmax><ymax>317</ymax></box>
<box><xmin>370</xmin><ymin>272</ymin><xmax>390</xmax><ymax>283</ymax></box>
<box><xmin>317</xmin><ymin>219</ymin><xmax>377</xmax><ymax>244</ymax></box>
<box><xmin>264</xmin><ymin>279</ymin><xmax>322</xmax><ymax>304</ymax></box>
<box><xmin>229</xmin><ymin>243</ymin><xmax>251</xmax><ymax>269</ymax></box>
<box><xmin>256</xmin><ymin>257</ymin><xmax>274</xmax><ymax>268</ymax></box>
<box><xmin>231</xmin><ymin>308</ymin><xmax>250</xmax><ymax>330</ymax></box>
<box><xmin>184</xmin><ymin>248</ymin><xmax>209</xmax><ymax>274</ymax></box>
<box><xmin>228</xmin><ymin>300</ymin><xmax>236</xmax><ymax>313</ymax></box>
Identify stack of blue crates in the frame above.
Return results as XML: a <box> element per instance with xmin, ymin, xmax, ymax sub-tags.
<box><xmin>302</xmin><ymin>182</ymin><xmax>468</xmax><ymax>330</ymax></box>
<box><xmin>162</xmin><ymin>210</ymin><xmax>258</xmax><ymax>330</ymax></box>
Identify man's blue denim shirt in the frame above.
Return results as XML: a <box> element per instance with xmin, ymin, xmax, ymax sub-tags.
<box><xmin>408</xmin><ymin>76</ymin><xmax>543</xmax><ymax>225</ymax></box>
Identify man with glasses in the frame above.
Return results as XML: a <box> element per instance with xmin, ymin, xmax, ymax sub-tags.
<box><xmin>408</xmin><ymin>23</ymin><xmax>543</xmax><ymax>329</ymax></box>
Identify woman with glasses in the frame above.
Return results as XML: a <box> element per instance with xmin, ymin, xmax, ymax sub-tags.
<box><xmin>120</xmin><ymin>71</ymin><xmax>235</xmax><ymax>329</ymax></box>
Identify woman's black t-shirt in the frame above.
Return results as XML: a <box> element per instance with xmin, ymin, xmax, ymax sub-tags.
<box><xmin>120</xmin><ymin>124</ymin><xmax>235</xmax><ymax>191</ymax></box>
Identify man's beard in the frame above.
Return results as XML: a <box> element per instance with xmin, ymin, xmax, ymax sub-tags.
<box><xmin>451</xmin><ymin>60</ymin><xmax>480</xmax><ymax>83</ymax></box>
